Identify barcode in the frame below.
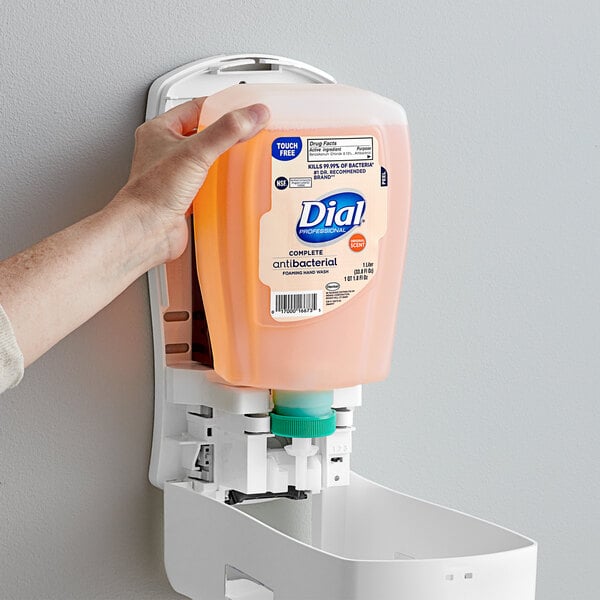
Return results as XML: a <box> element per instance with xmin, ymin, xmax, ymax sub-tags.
<box><xmin>276</xmin><ymin>292</ymin><xmax>317</xmax><ymax>312</ymax></box>
<box><xmin>271</xmin><ymin>291</ymin><xmax>323</xmax><ymax>318</ymax></box>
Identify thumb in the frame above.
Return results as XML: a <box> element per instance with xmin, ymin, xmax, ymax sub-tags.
<box><xmin>186</xmin><ymin>103</ymin><xmax>270</xmax><ymax>169</ymax></box>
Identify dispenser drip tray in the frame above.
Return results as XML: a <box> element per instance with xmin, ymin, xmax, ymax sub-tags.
<box><xmin>164</xmin><ymin>472</ymin><xmax>537</xmax><ymax>600</ymax></box>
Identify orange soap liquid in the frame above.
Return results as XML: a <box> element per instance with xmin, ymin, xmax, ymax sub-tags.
<box><xmin>193</xmin><ymin>124</ymin><xmax>410</xmax><ymax>391</ymax></box>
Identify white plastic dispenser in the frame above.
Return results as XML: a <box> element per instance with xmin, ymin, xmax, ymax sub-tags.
<box><xmin>147</xmin><ymin>54</ymin><xmax>538</xmax><ymax>600</ymax></box>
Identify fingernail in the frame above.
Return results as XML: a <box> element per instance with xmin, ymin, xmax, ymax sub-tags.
<box><xmin>246</xmin><ymin>103</ymin><xmax>270</xmax><ymax>125</ymax></box>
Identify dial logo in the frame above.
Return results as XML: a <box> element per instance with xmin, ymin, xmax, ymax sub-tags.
<box><xmin>296</xmin><ymin>191</ymin><xmax>366</xmax><ymax>244</ymax></box>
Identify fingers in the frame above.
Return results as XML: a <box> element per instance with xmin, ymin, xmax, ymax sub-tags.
<box><xmin>156</xmin><ymin>98</ymin><xmax>206</xmax><ymax>135</ymax></box>
<box><xmin>185</xmin><ymin>104</ymin><xmax>270</xmax><ymax>168</ymax></box>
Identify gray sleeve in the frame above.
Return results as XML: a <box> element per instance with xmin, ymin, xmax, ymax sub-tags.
<box><xmin>0</xmin><ymin>303</ymin><xmax>24</xmax><ymax>394</ymax></box>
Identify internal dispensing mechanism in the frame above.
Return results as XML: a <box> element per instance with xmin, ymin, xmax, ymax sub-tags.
<box><xmin>147</xmin><ymin>54</ymin><xmax>537</xmax><ymax>600</ymax></box>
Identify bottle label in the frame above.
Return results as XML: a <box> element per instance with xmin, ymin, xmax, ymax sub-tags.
<box><xmin>260</xmin><ymin>134</ymin><xmax>388</xmax><ymax>321</ymax></box>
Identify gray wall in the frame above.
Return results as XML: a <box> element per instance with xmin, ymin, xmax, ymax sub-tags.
<box><xmin>1</xmin><ymin>1</ymin><xmax>598</xmax><ymax>598</ymax></box>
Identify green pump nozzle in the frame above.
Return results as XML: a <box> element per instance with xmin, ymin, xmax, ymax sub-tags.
<box><xmin>270</xmin><ymin>390</ymin><xmax>336</xmax><ymax>438</ymax></box>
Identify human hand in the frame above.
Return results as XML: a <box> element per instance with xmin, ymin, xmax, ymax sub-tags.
<box><xmin>111</xmin><ymin>98</ymin><xmax>270</xmax><ymax>264</ymax></box>
<box><xmin>0</xmin><ymin>98</ymin><xmax>269</xmax><ymax>368</ymax></box>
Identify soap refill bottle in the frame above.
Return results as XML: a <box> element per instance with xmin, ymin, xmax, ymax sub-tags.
<box><xmin>193</xmin><ymin>84</ymin><xmax>410</xmax><ymax>487</ymax></box>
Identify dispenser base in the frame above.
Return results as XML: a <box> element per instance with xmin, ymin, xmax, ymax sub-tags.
<box><xmin>164</xmin><ymin>472</ymin><xmax>536</xmax><ymax>600</ymax></box>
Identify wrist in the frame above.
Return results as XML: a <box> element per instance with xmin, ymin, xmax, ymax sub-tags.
<box><xmin>102</xmin><ymin>191</ymin><xmax>172</xmax><ymax>273</ymax></box>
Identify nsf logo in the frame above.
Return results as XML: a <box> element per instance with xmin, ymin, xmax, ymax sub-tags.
<box><xmin>274</xmin><ymin>177</ymin><xmax>289</xmax><ymax>190</ymax></box>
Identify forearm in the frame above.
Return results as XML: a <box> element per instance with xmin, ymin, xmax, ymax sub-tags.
<box><xmin>0</xmin><ymin>194</ymin><xmax>164</xmax><ymax>366</ymax></box>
